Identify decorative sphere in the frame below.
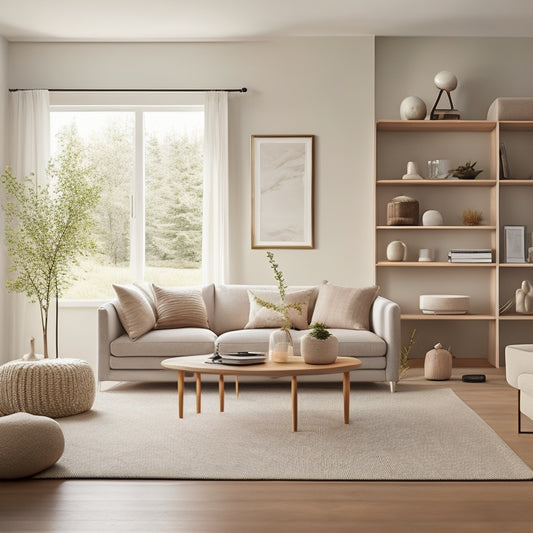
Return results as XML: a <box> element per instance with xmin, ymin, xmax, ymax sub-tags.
<box><xmin>434</xmin><ymin>71</ymin><xmax>458</xmax><ymax>92</ymax></box>
<box><xmin>399</xmin><ymin>96</ymin><xmax>427</xmax><ymax>120</ymax></box>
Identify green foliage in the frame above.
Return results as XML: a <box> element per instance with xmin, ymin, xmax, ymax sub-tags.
<box><xmin>1</xmin><ymin>134</ymin><xmax>101</xmax><ymax>357</ymax></box>
<box><xmin>309</xmin><ymin>322</ymin><xmax>331</xmax><ymax>340</ymax></box>
<box><xmin>252</xmin><ymin>251</ymin><xmax>302</xmax><ymax>331</ymax></box>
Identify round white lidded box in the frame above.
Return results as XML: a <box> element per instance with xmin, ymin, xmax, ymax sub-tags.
<box><xmin>419</xmin><ymin>294</ymin><xmax>470</xmax><ymax>314</ymax></box>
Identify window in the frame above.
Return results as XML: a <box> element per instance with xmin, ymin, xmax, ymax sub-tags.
<box><xmin>50</xmin><ymin>104</ymin><xmax>204</xmax><ymax>299</ymax></box>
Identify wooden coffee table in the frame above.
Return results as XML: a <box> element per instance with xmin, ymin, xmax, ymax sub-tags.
<box><xmin>161</xmin><ymin>355</ymin><xmax>362</xmax><ymax>431</ymax></box>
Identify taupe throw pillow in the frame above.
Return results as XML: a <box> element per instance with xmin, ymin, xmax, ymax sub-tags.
<box><xmin>311</xmin><ymin>283</ymin><xmax>379</xmax><ymax>330</ymax></box>
<box><xmin>112</xmin><ymin>284</ymin><xmax>156</xmax><ymax>340</ymax></box>
<box><xmin>245</xmin><ymin>289</ymin><xmax>313</xmax><ymax>330</ymax></box>
<box><xmin>152</xmin><ymin>284</ymin><xmax>209</xmax><ymax>329</ymax></box>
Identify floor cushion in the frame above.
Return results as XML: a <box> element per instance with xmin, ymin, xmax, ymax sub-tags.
<box><xmin>0</xmin><ymin>412</ymin><xmax>64</xmax><ymax>479</ymax></box>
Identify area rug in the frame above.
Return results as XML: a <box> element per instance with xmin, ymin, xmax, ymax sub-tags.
<box><xmin>36</xmin><ymin>382</ymin><xmax>533</xmax><ymax>480</ymax></box>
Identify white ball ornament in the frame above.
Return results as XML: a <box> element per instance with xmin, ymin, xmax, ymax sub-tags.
<box><xmin>433</xmin><ymin>71</ymin><xmax>457</xmax><ymax>92</ymax></box>
<box><xmin>400</xmin><ymin>96</ymin><xmax>427</xmax><ymax>120</ymax></box>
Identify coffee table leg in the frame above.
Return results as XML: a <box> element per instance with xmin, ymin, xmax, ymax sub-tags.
<box><xmin>219</xmin><ymin>374</ymin><xmax>225</xmax><ymax>412</ymax></box>
<box><xmin>177</xmin><ymin>370</ymin><xmax>185</xmax><ymax>419</ymax></box>
<box><xmin>235</xmin><ymin>376</ymin><xmax>239</xmax><ymax>398</ymax></box>
<box><xmin>195</xmin><ymin>372</ymin><xmax>202</xmax><ymax>413</ymax></box>
<box><xmin>291</xmin><ymin>375</ymin><xmax>298</xmax><ymax>432</ymax></box>
<box><xmin>343</xmin><ymin>371</ymin><xmax>350</xmax><ymax>424</ymax></box>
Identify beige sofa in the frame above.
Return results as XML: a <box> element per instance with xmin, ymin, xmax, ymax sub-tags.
<box><xmin>98</xmin><ymin>283</ymin><xmax>401</xmax><ymax>391</ymax></box>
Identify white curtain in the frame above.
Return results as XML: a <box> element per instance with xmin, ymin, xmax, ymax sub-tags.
<box><xmin>9</xmin><ymin>90</ymin><xmax>50</xmax><ymax>185</ymax></box>
<box><xmin>4</xmin><ymin>90</ymin><xmax>50</xmax><ymax>359</ymax></box>
<box><xmin>202</xmin><ymin>91</ymin><xmax>229</xmax><ymax>285</ymax></box>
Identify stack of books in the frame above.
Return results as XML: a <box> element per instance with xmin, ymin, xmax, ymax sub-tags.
<box><xmin>218</xmin><ymin>352</ymin><xmax>267</xmax><ymax>365</ymax></box>
<box><xmin>448</xmin><ymin>248</ymin><xmax>493</xmax><ymax>263</ymax></box>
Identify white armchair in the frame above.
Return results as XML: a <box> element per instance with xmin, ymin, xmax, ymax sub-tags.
<box><xmin>505</xmin><ymin>344</ymin><xmax>533</xmax><ymax>434</ymax></box>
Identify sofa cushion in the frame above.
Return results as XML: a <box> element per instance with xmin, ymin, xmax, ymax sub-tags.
<box><xmin>213</xmin><ymin>284</ymin><xmax>319</xmax><ymax>335</ymax></box>
<box><xmin>245</xmin><ymin>288</ymin><xmax>314</xmax><ymax>330</ymax></box>
<box><xmin>330</xmin><ymin>329</ymin><xmax>387</xmax><ymax>357</ymax></box>
<box><xmin>152</xmin><ymin>284</ymin><xmax>210</xmax><ymax>329</ymax></box>
<box><xmin>216</xmin><ymin>329</ymin><xmax>308</xmax><ymax>355</ymax></box>
<box><xmin>111</xmin><ymin>328</ymin><xmax>217</xmax><ymax>357</ymax></box>
<box><xmin>311</xmin><ymin>283</ymin><xmax>379</xmax><ymax>330</ymax></box>
<box><xmin>216</xmin><ymin>328</ymin><xmax>386</xmax><ymax>358</ymax></box>
<box><xmin>112</xmin><ymin>283</ymin><xmax>156</xmax><ymax>340</ymax></box>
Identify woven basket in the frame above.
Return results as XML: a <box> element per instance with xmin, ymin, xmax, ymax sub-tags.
<box><xmin>0</xmin><ymin>358</ymin><xmax>95</xmax><ymax>418</ymax></box>
<box><xmin>387</xmin><ymin>196</ymin><xmax>419</xmax><ymax>226</ymax></box>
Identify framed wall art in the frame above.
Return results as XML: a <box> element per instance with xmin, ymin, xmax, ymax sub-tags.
<box><xmin>251</xmin><ymin>135</ymin><xmax>314</xmax><ymax>249</ymax></box>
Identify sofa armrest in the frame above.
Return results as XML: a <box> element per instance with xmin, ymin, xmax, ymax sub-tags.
<box><xmin>505</xmin><ymin>345</ymin><xmax>533</xmax><ymax>389</ymax></box>
<box><xmin>370</xmin><ymin>295</ymin><xmax>401</xmax><ymax>383</ymax></box>
<box><xmin>98</xmin><ymin>300</ymin><xmax>125</xmax><ymax>381</ymax></box>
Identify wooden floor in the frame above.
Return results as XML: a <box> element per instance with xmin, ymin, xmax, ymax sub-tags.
<box><xmin>2</xmin><ymin>364</ymin><xmax>533</xmax><ymax>533</ymax></box>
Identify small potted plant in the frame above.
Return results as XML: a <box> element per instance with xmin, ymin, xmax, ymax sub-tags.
<box><xmin>301</xmin><ymin>322</ymin><xmax>338</xmax><ymax>365</ymax></box>
<box><xmin>450</xmin><ymin>161</ymin><xmax>483</xmax><ymax>180</ymax></box>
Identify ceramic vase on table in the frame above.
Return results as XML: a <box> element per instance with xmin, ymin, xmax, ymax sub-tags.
<box><xmin>269</xmin><ymin>328</ymin><xmax>294</xmax><ymax>363</ymax></box>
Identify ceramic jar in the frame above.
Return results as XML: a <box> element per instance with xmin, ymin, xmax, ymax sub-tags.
<box><xmin>424</xmin><ymin>343</ymin><xmax>452</xmax><ymax>380</ymax></box>
<box><xmin>386</xmin><ymin>241</ymin><xmax>407</xmax><ymax>262</ymax></box>
<box><xmin>422</xmin><ymin>209</ymin><xmax>444</xmax><ymax>226</ymax></box>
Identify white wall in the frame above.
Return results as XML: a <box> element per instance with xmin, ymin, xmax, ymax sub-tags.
<box><xmin>6</xmin><ymin>38</ymin><xmax>376</xmax><ymax>370</ymax></box>
<box><xmin>376</xmin><ymin>37</ymin><xmax>533</xmax><ymax>120</ymax></box>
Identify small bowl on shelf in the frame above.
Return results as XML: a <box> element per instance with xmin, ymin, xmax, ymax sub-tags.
<box><xmin>452</xmin><ymin>169</ymin><xmax>483</xmax><ymax>180</ymax></box>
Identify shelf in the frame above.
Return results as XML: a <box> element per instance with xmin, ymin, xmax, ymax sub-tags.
<box><xmin>376</xmin><ymin>226</ymin><xmax>496</xmax><ymax>231</ymax></box>
<box><xmin>376</xmin><ymin>120</ymin><xmax>496</xmax><ymax>132</ymax></box>
<box><xmin>499</xmin><ymin>179</ymin><xmax>533</xmax><ymax>185</ymax></box>
<box><xmin>377</xmin><ymin>179</ymin><xmax>496</xmax><ymax>187</ymax></box>
<box><xmin>402</xmin><ymin>314</ymin><xmax>495</xmax><ymax>321</ymax></box>
<box><xmin>499</xmin><ymin>263</ymin><xmax>533</xmax><ymax>267</ymax></box>
<box><xmin>499</xmin><ymin>121</ymin><xmax>533</xmax><ymax>132</ymax></box>
<box><xmin>499</xmin><ymin>314</ymin><xmax>533</xmax><ymax>320</ymax></box>
<box><xmin>376</xmin><ymin>119</ymin><xmax>533</xmax><ymax>368</ymax></box>
<box><xmin>377</xmin><ymin>261</ymin><xmax>494</xmax><ymax>268</ymax></box>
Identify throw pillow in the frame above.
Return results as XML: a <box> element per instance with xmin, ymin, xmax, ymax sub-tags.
<box><xmin>152</xmin><ymin>284</ymin><xmax>209</xmax><ymax>329</ymax></box>
<box><xmin>245</xmin><ymin>288</ymin><xmax>313</xmax><ymax>330</ymax></box>
<box><xmin>310</xmin><ymin>283</ymin><xmax>379</xmax><ymax>330</ymax></box>
<box><xmin>112</xmin><ymin>284</ymin><xmax>156</xmax><ymax>340</ymax></box>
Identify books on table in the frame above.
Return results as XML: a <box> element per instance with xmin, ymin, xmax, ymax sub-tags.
<box><xmin>218</xmin><ymin>352</ymin><xmax>267</xmax><ymax>365</ymax></box>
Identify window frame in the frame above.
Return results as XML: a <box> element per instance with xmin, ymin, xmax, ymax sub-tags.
<box><xmin>50</xmin><ymin>92</ymin><xmax>205</xmax><ymax>302</ymax></box>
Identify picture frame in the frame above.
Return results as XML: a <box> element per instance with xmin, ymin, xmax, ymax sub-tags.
<box><xmin>504</xmin><ymin>225</ymin><xmax>526</xmax><ymax>262</ymax></box>
<box><xmin>251</xmin><ymin>135</ymin><xmax>314</xmax><ymax>249</ymax></box>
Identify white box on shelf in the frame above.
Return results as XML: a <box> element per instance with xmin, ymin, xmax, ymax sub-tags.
<box><xmin>419</xmin><ymin>294</ymin><xmax>470</xmax><ymax>315</ymax></box>
<box><xmin>504</xmin><ymin>225</ymin><xmax>526</xmax><ymax>263</ymax></box>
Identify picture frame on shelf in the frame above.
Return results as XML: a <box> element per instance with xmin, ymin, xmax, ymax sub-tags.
<box><xmin>251</xmin><ymin>135</ymin><xmax>314</xmax><ymax>249</ymax></box>
<box><xmin>504</xmin><ymin>225</ymin><xmax>526</xmax><ymax>263</ymax></box>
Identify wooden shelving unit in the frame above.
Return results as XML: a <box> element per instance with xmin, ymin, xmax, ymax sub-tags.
<box><xmin>375</xmin><ymin>119</ymin><xmax>533</xmax><ymax>367</ymax></box>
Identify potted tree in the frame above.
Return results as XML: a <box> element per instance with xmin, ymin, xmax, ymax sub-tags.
<box><xmin>1</xmin><ymin>135</ymin><xmax>101</xmax><ymax>358</ymax></box>
<box><xmin>301</xmin><ymin>322</ymin><xmax>338</xmax><ymax>364</ymax></box>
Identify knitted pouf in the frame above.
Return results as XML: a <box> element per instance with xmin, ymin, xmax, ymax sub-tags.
<box><xmin>0</xmin><ymin>412</ymin><xmax>65</xmax><ymax>479</ymax></box>
<box><xmin>0</xmin><ymin>358</ymin><xmax>95</xmax><ymax>418</ymax></box>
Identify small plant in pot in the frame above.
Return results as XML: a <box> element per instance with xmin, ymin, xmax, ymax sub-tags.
<box><xmin>301</xmin><ymin>322</ymin><xmax>339</xmax><ymax>365</ymax></box>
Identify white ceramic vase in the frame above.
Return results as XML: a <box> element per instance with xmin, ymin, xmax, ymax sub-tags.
<box><xmin>301</xmin><ymin>334</ymin><xmax>338</xmax><ymax>365</ymax></box>
<box><xmin>422</xmin><ymin>210</ymin><xmax>444</xmax><ymax>226</ymax></box>
<box><xmin>386</xmin><ymin>240</ymin><xmax>407</xmax><ymax>261</ymax></box>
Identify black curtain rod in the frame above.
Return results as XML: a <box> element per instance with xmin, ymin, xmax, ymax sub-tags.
<box><xmin>9</xmin><ymin>87</ymin><xmax>247</xmax><ymax>93</ymax></box>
